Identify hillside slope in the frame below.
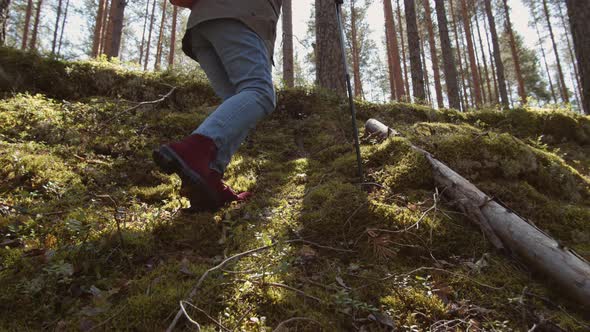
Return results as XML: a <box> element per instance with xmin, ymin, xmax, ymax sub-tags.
<box><xmin>1</xmin><ymin>49</ymin><xmax>589</xmax><ymax>331</ymax></box>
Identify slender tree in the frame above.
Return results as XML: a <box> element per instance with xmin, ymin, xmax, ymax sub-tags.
<box><xmin>460</xmin><ymin>0</ymin><xmax>482</xmax><ymax>107</ymax></box>
<box><xmin>484</xmin><ymin>0</ymin><xmax>509</xmax><ymax>108</ymax></box>
<box><xmin>316</xmin><ymin>0</ymin><xmax>346</xmax><ymax>95</ymax></box>
<box><xmin>283</xmin><ymin>0</ymin><xmax>294</xmax><ymax>87</ymax></box>
<box><xmin>555</xmin><ymin>1</ymin><xmax>582</xmax><ymax>104</ymax></box>
<box><xmin>419</xmin><ymin>31</ymin><xmax>432</xmax><ymax>105</ymax></box>
<box><xmin>383</xmin><ymin>0</ymin><xmax>405</xmax><ymax>100</ymax></box>
<box><xmin>502</xmin><ymin>0</ymin><xmax>526</xmax><ymax>103</ymax></box>
<box><xmin>168</xmin><ymin>5</ymin><xmax>178</xmax><ymax>67</ymax></box>
<box><xmin>474</xmin><ymin>7</ymin><xmax>493</xmax><ymax>105</ymax></box>
<box><xmin>144</xmin><ymin>0</ymin><xmax>156</xmax><ymax>70</ymax></box>
<box><xmin>99</xmin><ymin>0</ymin><xmax>110</xmax><ymax>55</ymax></box>
<box><xmin>154</xmin><ymin>0</ymin><xmax>168</xmax><ymax>70</ymax></box>
<box><xmin>21</xmin><ymin>0</ymin><xmax>33</xmax><ymax>49</ymax></box>
<box><xmin>51</xmin><ymin>0</ymin><xmax>63</xmax><ymax>54</ymax></box>
<box><xmin>422</xmin><ymin>0</ymin><xmax>443</xmax><ymax>108</ymax></box>
<box><xmin>404</xmin><ymin>0</ymin><xmax>425</xmax><ymax>102</ymax></box>
<box><xmin>450</xmin><ymin>0</ymin><xmax>469</xmax><ymax>110</ymax></box>
<box><xmin>57</xmin><ymin>0</ymin><xmax>69</xmax><ymax>55</ymax></box>
<box><xmin>542</xmin><ymin>0</ymin><xmax>568</xmax><ymax>103</ymax></box>
<box><xmin>482</xmin><ymin>6</ymin><xmax>499</xmax><ymax>104</ymax></box>
<box><xmin>434</xmin><ymin>0</ymin><xmax>460</xmax><ymax>110</ymax></box>
<box><xmin>29</xmin><ymin>0</ymin><xmax>43</xmax><ymax>51</ymax></box>
<box><xmin>350</xmin><ymin>0</ymin><xmax>363</xmax><ymax>97</ymax></box>
<box><xmin>531</xmin><ymin>3</ymin><xmax>557</xmax><ymax>103</ymax></box>
<box><xmin>396</xmin><ymin>0</ymin><xmax>411</xmax><ymax>99</ymax></box>
<box><xmin>139</xmin><ymin>0</ymin><xmax>150</xmax><ymax>65</ymax></box>
<box><xmin>566</xmin><ymin>0</ymin><xmax>589</xmax><ymax>114</ymax></box>
<box><xmin>0</xmin><ymin>0</ymin><xmax>10</xmax><ymax>45</ymax></box>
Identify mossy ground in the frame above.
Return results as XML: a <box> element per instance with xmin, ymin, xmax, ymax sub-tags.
<box><xmin>1</xmin><ymin>49</ymin><xmax>589</xmax><ymax>331</ymax></box>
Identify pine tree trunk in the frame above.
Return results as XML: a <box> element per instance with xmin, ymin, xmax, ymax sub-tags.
<box><xmin>282</xmin><ymin>0</ymin><xmax>294</xmax><ymax>87</ymax></box>
<box><xmin>57</xmin><ymin>0</ymin><xmax>69</xmax><ymax>55</ymax></box>
<box><xmin>566</xmin><ymin>0</ymin><xmax>589</xmax><ymax>114</ymax></box>
<box><xmin>29</xmin><ymin>0</ymin><xmax>43</xmax><ymax>51</ymax></box>
<box><xmin>316</xmin><ymin>0</ymin><xmax>346</xmax><ymax>95</ymax></box>
<box><xmin>168</xmin><ymin>5</ymin><xmax>177</xmax><ymax>67</ymax></box>
<box><xmin>420</xmin><ymin>33</ymin><xmax>432</xmax><ymax>105</ymax></box>
<box><xmin>434</xmin><ymin>0</ymin><xmax>460</xmax><ymax>110</ymax></box>
<box><xmin>105</xmin><ymin>0</ymin><xmax>126</xmax><ymax>58</ymax></box>
<box><xmin>91</xmin><ymin>0</ymin><xmax>106</xmax><ymax>57</ymax></box>
<box><xmin>144</xmin><ymin>0</ymin><xmax>156</xmax><ymax>71</ymax></box>
<box><xmin>503</xmin><ymin>0</ymin><xmax>526</xmax><ymax>104</ymax></box>
<box><xmin>482</xmin><ymin>9</ymin><xmax>499</xmax><ymax>105</ymax></box>
<box><xmin>474</xmin><ymin>9</ymin><xmax>493</xmax><ymax>105</ymax></box>
<box><xmin>542</xmin><ymin>0</ymin><xmax>568</xmax><ymax>104</ymax></box>
<box><xmin>404</xmin><ymin>0</ymin><xmax>425</xmax><ymax>102</ymax></box>
<box><xmin>21</xmin><ymin>0</ymin><xmax>33</xmax><ymax>50</ymax></box>
<box><xmin>460</xmin><ymin>0</ymin><xmax>482</xmax><ymax>107</ymax></box>
<box><xmin>350</xmin><ymin>0</ymin><xmax>363</xmax><ymax>97</ymax></box>
<box><xmin>450</xmin><ymin>0</ymin><xmax>468</xmax><ymax>111</ymax></box>
<box><xmin>396</xmin><ymin>0</ymin><xmax>410</xmax><ymax>100</ymax></box>
<box><xmin>383</xmin><ymin>0</ymin><xmax>405</xmax><ymax>101</ymax></box>
<box><xmin>0</xmin><ymin>0</ymin><xmax>10</xmax><ymax>46</ymax></box>
<box><xmin>532</xmin><ymin>6</ymin><xmax>557</xmax><ymax>104</ymax></box>
<box><xmin>556</xmin><ymin>1</ymin><xmax>582</xmax><ymax>105</ymax></box>
<box><xmin>155</xmin><ymin>0</ymin><xmax>168</xmax><ymax>70</ymax></box>
<box><xmin>99</xmin><ymin>0</ymin><xmax>110</xmax><ymax>55</ymax></box>
<box><xmin>422</xmin><ymin>0</ymin><xmax>443</xmax><ymax>108</ymax></box>
<box><xmin>51</xmin><ymin>0</ymin><xmax>63</xmax><ymax>54</ymax></box>
<box><xmin>484</xmin><ymin>0</ymin><xmax>508</xmax><ymax>109</ymax></box>
<box><xmin>103</xmin><ymin>0</ymin><xmax>115</xmax><ymax>56</ymax></box>
<box><xmin>139</xmin><ymin>0</ymin><xmax>150</xmax><ymax>65</ymax></box>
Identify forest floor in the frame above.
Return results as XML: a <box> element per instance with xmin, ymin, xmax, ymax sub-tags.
<box><xmin>1</xmin><ymin>48</ymin><xmax>589</xmax><ymax>331</ymax></box>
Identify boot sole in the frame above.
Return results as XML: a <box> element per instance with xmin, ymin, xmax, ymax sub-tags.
<box><xmin>152</xmin><ymin>146</ymin><xmax>221</xmax><ymax>211</ymax></box>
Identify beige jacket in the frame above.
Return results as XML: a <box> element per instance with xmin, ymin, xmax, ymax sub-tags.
<box><xmin>183</xmin><ymin>0</ymin><xmax>282</xmax><ymax>61</ymax></box>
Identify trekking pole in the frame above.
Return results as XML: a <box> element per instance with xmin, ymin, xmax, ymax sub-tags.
<box><xmin>334</xmin><ymin>0</ymin><xmax>365</xmax><ymax>183</ymax></box>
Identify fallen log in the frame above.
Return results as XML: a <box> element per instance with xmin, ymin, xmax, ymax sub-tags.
<box><xmin>365</xmin><ymin>118</ymin><xmax>590</xmax><ymax>307</ymax></box>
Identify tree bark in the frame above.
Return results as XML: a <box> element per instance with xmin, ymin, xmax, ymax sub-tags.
<box><xmin>460</xmin><ymin>0</ymin><xmax>482</xmax><ymax>107</ymax></box>
<box><xmin>105</xmin><ymin>0</ymin><xmax>126</xmax><ymax>58</ymax></box>
<box><xmin>92</xmin><ymin>0</ymin><xmax>107</xmax><ymax>57</ymax></box>
<box><xmin>21</xmin><ymin>0</ymin><xmax>33</xmax><ymax>50</ymax></box>
<box><xmin>541</xmin><ymin>0</ymin><xmax>568</xmax><ymax>104</ymax></box>
<box><xmin>396</xmin><ymin>0</ymin><xmax>410</xmax><ymax>101</ymax></box>
<box><xmin>0</xmin><ymin>0</ymin><xmax>10</xmax><ymax>46</ymax></box>
<box><xmin>144</xmin><ymin>0</ymin><xmax>156</xmax><ymax>71</ymax></box>
<box><xmin>422</xmin><ymin>0</ymin><xmax>443</xmax><ymax>109</ymax></box>
<box><xmin>139</xmin><ymin>0</ymin><xmax>150</xmax><ymax>65</ymax></box>
<box><xmin>383</xmin><ymin>0</ymin><xmax>405</xmax><ymax>101</ymax></box>
<box><xmin>57</xmin><ymin>0</ymin><xmax>69</xmax><ymax>55</ymax></box>
<box><xmin>404</xmin><ymin>0</ymin><xmax>425</xmax><ymax>102</ymax></box>
<box><xmin>282</xmin><ymin>0</ymin><xmax>294</xmax><ymax>87</ymax></box>
<box><xmin>99</xmin><ymin>0</ymin><xmax>110</xmax><ymax>55</ymax></box>
<box><xmin>350</xmin><ymin>0</ymin><xmax>363</xmax><ymax>98</ymax></box>
<box><xmin>566</xmin><ymin>0</ymin><xmax>590</xmax><ymax>114</ymax></box>
<box><xmin>168</xmin><ymin>5</ymin><xmax>177</xmax><ymax>67</ymax></box>
<box><xmin>103</xmin><ymin>0</ymin><xmax>115</xmax><ymax>56</ymax></box>
<box><xmin>484</xmin><ymin>0</ymin><xmax>509</xmax><ymax>109</ymax></box>
<box><xmin>420</xmin><ymin>31</ymin><xmax>432</xmax><ymax>105</ymax></box>
<box><xmin>503</xmin><ymin>0</ymin><xmax>526</xmax><ymax>104</ymax></box>
<box><xmin>482</xmin><ymin>7</ymin><xmax>499</xmax><ymax>105</ymax></box>
<box><xmin>29</xmin><ymin>0</ymin><xmax>43</xmax><ymax>51</ymax></box>
<box><xmin>316</xmin><ymin>0</ymin><xmax>346</xmax><ymax>95</ymax></box>
<box><xmin>450</xmin><ymin>0</ymin><xmax>469</xmax><ymax>111</ymax></box>
<box><xmin>366</xmin><ymin>118</ymin><xmax>590</xmax><ymax>309</ymax></box>
<box><xmin>434</xmin><ymin>0</ymin><xmax>460</xmax><ymax>110</ymax></box>
<box><xmin>474</xmin><ymin>8</ymin><xmax>493</xmax><ymax>106</ymax></box>
<box><xmin>556</xmin><ymin>1</ymin><xmax>582</xmax><ymax>106</ymax></box>
<box><xmin>51</xmin><ymin>0</ymin><xmax>63</xmax><ymax>54</ymax></box>
<box><xmin>155</xmin><ymin>0</ymin><xmax>168</xmax><ymax>70</ymax></box>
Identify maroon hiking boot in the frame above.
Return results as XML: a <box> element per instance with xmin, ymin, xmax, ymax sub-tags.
<box><xmin>152</xmin><ymin>134</ymin><xmax>251</xmax><ymax>210</ymax></box>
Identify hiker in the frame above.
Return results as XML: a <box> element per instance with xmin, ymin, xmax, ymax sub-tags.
<box><xmin>153</xmin><ymin>0</ymin><xmax>282</xmax><ymax>210</ymax></box>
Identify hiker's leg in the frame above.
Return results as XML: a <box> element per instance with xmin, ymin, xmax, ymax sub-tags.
<box><xmin>193</xmin><ymin>19</ymin><xmax>276</xmax><ymax>174</ymax></box>
<box><xmin>190</xmin><ymin>30</ymin><xmax>236</xmax><ymax>101</ymax></box>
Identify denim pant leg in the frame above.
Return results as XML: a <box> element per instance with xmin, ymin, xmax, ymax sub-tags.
<box><xmin>192</xmin><ymin>20</ymin><xmax>276</xmax><ymax>174</ymax></box>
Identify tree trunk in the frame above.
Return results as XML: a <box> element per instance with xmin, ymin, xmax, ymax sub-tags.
<box><xmin>484</xmin><ymin>0</ymin><xmax>509</xmax><ymax>109</ymax></box>
<box><xmin>482</xmin><ymin>7</ymin><xmax>499</xmax><ymax>105</ymax></box>
<box><xmin>51</xmin><ymin>0</ymin><xmax>63</xmax><ymax>54</ymax></box>
<box><xmin>460</xmin><ymin>0</ymin><xmax>482</xmax><ymax>107</ymax></box>
<box><xmin>350</xmin><ymin>0</ymin><xmax>363</xmax><ymax>98</ymax></box>
<box><xmin>92</xmin><ymin>0</ymin><xmax>107</xmax><ymax>57</ymax></box>
<box><xmin>29</xmin><ymin>0</ymin><xmax>43</xmax><ymax>51</ymax></box>
<box><xmin>99</xmin><ymin>0</ymin><xmax>110</xmax><ymax>55</ymax></box>
<box><xmin>556</xmin><ymin>1</ymin><xmax>582</xmax><ymax>106</ymax></box>
<box><xmin>450</xmin><ymin>0</ymin><xmax>469</xmax><ymax>111</ymax></box>
<box><xmin>282</xmin><ymin>0</ymin><xmax>294</xmax><ymax>87</ymax></box>
<box><xmin>532</xmin><ymin>6</ymin><xmax>557</xmax><ymax>104</ymax></box>
<box><xmin>383</xmin><ymin>0</ymin><xmax>405</xmax><ymax>101</ymax></box>
<box><xmin>57</xmin><ymin>0</ymin><xmax>69</xmax><ymax>55</ymax></box>
<box><xmin>396</xmin><ymin>0</ymin><xmax>410</xmax><ymax>101</ymax></box>
<box><xmin>103</xmin><ymin>0</ymin><xmax>115</xmax><ymax>56</ymax></box>
<box><xmin>144</xmin><ymin>0</ymin><xmax>157</xmax><ymax>71</ymax></box>
<box><xmin>316</xmin><ymin>0</ymin><xmax>346</xmax><ymax>95</ymax></box>
<box><xmin>155</xmin><ymin>0</ymin><xmax>168</xmax><ymax>70</ymax></box>
<box><xmin>366</xmin><ymin>118</ymin><xmax>590</xmax><ymax>309</ymax></box>
<box><xmin>139</xmin><ymin>0</ymin><xmax>150</xmax><ymax>65</ymax></box>
<box><xmin>420</xmin><ymin>32</ymin><xmax>432</xmax><ymax>106</ymax></box>
<box><xmin>566</xmin><ymin>0</ymin><xmax>590</xmax><ymax>114</ymax></box>
<box><xmin>422</xmin><ymin>0</ymin><xmax>443</xmax><ymax>109</ymax></box>
<box><xmin>105</xmin><ymin>0</ymin><xmax>126</xmax><ymax>58</ymax></box>
<box><xmin>0</xmin><ymin>0</ymin><xmax>10</xmax><ymax>46</ymax></box>
<box><xmin>168</xmin><ymin>5</ymin><xmax>177</xmax><ymax>67</ymax></box>
<box><xmin>474</xmin><ymin>9</ymin><xmax>493</xmax><ymax>106</ymax></box>
<box><xmin>503</xmin><ymin>0</ymin><xmax>526</xmax><ymax>104</ymax></box>
<box><xmin>404</xmin><ymin>0</ymin><xmax>425</xmax><ymax>102</ymax></box>
<box><xmin>21</xmin><ymin>0</ymin><xmax>33</xmax><ymax>50</ymax></box>
<box><xmin>541</xmin><ymin>0</ymin><xmax>567</xmax><ymax>104</ymax></box>
<box><xmin>434</xmin><ymin>0</ymin><xmax>460</xmax><ymax>110</ymax></box>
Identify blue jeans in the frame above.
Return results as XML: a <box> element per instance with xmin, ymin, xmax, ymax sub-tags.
<box><xmin>189</xmin><ymin>19</ymin><xmax>276</xmax><ymax>174</ymax></box>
